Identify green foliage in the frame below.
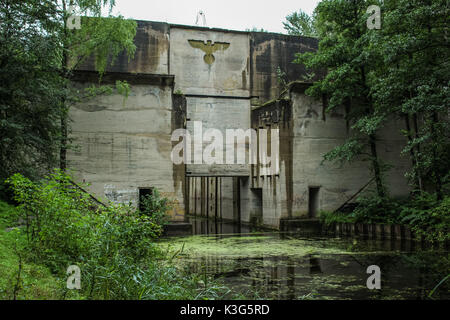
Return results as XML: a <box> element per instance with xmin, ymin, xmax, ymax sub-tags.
<box><xmin>351</xmin><ymin>196</ymin><xmax>403</xmax><ymax>224</ymax></box>
<box><xmin>295</xmin><ymin>0</ymin><xmax>449</xmax><ymax>202</ymax></box>
<box><xmin>295</xmin><ymin>0</ymin><xmax>388</xmax><ymax>198</ymax></box>
<box><xmin>429</xmin><ymin>274</ymin><xmax>450</xmax><ymax>300</ymax></box>
<box><xmin>369</xmin><ymin>0</ymin><xmax>450</xmax><ymax>197</ymax></box>
<box><xmin>69</xmin><ymin>16</ymin><xmax>137</xmax><ymax>75</ymax></box>
<box><xmin>115</xmin><ymin>80</ymin><xmax>131</xmax><ymax>106</ymax></box>
<box><xmin>5</xmin><ymin>171</ymin><xmax>227</xmax><ymax>300</ymax></box>
<box><xmin>7</xmin><ymin>171</ymin><xmax>103</xmax><ymax>270</ymax></box>
<box><xmin>82</xmin><ymin>84</ymin><xmax>114</xmax><ymax>98</ymax></box>
<box><xmin>322</xmin><ymin>138</ymin><xmax>366</xmax><ymax>163</ymax></box>
<box><xmin>0</xmin><ymin>201</ymin><xmax>61</xmax><ymax>300</ymax></box>
<box><xmin>302</xmin><ymin>0</ymin><xmax>449</xmax><ymax>240</ymax></box>
<box><xmin>0</xmin><ymin>0</ymin><xmax>137</xmax><ymax>192</ymax></box>
<box><xmin>321</xmin><ymin>192</ymin><xmax>449</xmax><ymax>242</ymax></box>
<box><xmin>320</xmin><ymin>196</ymin><xmax>402</xmax><ymax>225</ymax></box>
<box><xmin>283</xmin><ymin>9</ymin><xmax>317</xmax><ymax>37</ymax></box>
<box><xmin>139</xmin><ymin>189</ymin><xmax>171</xmax><ymax>227</ymax></box>
<box><xmin>296</xmin><ymin>0</ymin><xmax>449</xmax><ymax>200</ymax></box>
<box><xmin>72</xmin><ymin>80</ymin><xmax>132</xmax><ymax>109</ymax></box>
<box><xmin>320</xmin><ymin>210</ymin><xmax>354</xmax><ymax>226</ymax></box>
<box><xmin>61</xmin><ymin>1</ymin><xmax>137</xmax><ymax>170</ymax></box>
<box><xmin>276</xmin><ymin>67</ymin><xmax>288</xmax><ymax>88</ymax></box>
<box><xmin>398</xmin><ymin>251</ymin><xmax>450</xmax><ymax>299</ymax></box>
<box><xmin>0</xmin><ymin>0</ymin><xmax>63</xmax><ymax>189</ymax></box>
<box><xmin>0</xmin><ymin>200</ymin><xmax>16</xmax><ymax>229</ymax></box>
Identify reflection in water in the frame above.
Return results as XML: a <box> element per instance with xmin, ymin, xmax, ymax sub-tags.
<box><xmin>165</xmin><ymin>217</ymin><xmax>449</xmax><ymax>300</ymax></box>
<box><xmin>191</xmin><ymin>217</ymin><xmax>251</xmax><ymax>235</ymax></box>
<box><xmin>309</xmin><ymin>256</ymin><xmax>323</xmax><ymax>274</ymax></box>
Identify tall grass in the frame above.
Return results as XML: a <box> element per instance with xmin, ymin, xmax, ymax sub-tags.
<box><xmin>4</xmin><ymin>170</ymin><xmax>230</xmax><ymax>300</ymax></box>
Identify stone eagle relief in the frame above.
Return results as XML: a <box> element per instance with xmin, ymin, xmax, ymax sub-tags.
<box><xmin>188</xmin><ymin>40</ymin><xmax>230</xmax><ymax>65</ymax></box>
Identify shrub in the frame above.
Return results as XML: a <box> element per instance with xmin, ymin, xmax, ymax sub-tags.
<box><xmin>6</xmin><ymin>170</ymin><xmax>228</xmax><ymax>300</ymax></box>
<box><xmin>6</xmin><ymin>171</ymin><xmax>97</xmax><ymax>270</ymax></box>
<box><xmin>321</xmin><ymin>196</ymin><xmax>404</xmax><ymax>225</ymax></box>
<box><xmin>400</xmin><ymin>195</ymin><xmax>450</xmax><ymax>242</ymax></box>
<box><xmin>139</xmin><ymin>189</ymin><xmax>171</xmax><ymax>227</ymax></box>
<box><xmin>322</xmin><ymin>192</ymin><xmax>449</xmax><ymax>242</ymax></box>
<box><xmin>350</xmin><ymin>196</ymin><xmax>404</xmax><ymax>224</ymax></box>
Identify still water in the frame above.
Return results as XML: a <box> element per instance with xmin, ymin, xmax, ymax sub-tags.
<box><xmin>161</xmin><ymin>218</ymin><xmax>449</xmax><ymax>300</ymax></box>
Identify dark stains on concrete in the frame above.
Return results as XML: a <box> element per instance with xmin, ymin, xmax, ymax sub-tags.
<box><xmin>76</xmin><ymin>20</ymin><xmax>323</xmax><ymax>107</ymax></box>
<box><xmin>250</xmin><ymin>32</ymin><xmax>320</xmax><ymax>104</ymax></box>
<box><xmin>71</xmin><ymin>70</ymin><xmax>174</xmax><ymax>86</ymax></box>
<box><xmin>242</xmin><ymin>70</ymin><xmax>247</xmax><ymax>90</ymax></box>
<box><xmin>279</xmin><ymin>100</ymin><xmax>294</xmax><ymax>219</ymax></box>
<box><xmin>72</xmin><ymin>20</ymin><xmax>329</xmax><ymax>222</ymax></box>
<box><xmin>252</xmin><ymin>99</ymin><xmax>293</xmax><ymax>218</ymax></box>
<box><xmin>172</xmin><ymin>94</ymin><xmax>188</xmax><ymax>219</ymax></box>
<box><xmin>77</xmin><ymin>20</ymin><xmax>169</xmax><ymax>74</ymax></box>
<box><xmin>306</xmin><ymin>108</ymin><xmax>319</xmax><ymax>119</ymax></box>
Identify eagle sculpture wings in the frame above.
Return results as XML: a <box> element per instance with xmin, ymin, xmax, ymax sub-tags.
<box><xmin>188</xmin><ymin>40</ymin><xmax>230</xmax><ymax>65</ymax></box>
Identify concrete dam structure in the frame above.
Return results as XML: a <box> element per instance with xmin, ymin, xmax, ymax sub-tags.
<box><xmin>68</xmin><ymin>20</ymin><xmax>411</xmax><ymax>229</ymax></box>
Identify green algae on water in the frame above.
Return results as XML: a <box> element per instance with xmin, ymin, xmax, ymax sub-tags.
<box><xmin>160</xmin><ymin>234</ymin><xmax>411</xmax><ymax>259</ymax></box>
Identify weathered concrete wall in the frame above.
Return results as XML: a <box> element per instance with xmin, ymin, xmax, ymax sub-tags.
<box><xmin>77</xmin><ymin>20</ymin><xmax>170</xmax><ymax>75</ymax></box>
<box><xmin>250</xmin><ymin>33</ymin><xmax>319</xmax><ymax>104</ymax></box>
<box><xmin>289</xmin><ymin>84</ymin><xmax>411</xmax><ymax>217</ymax></box>
<box><xmin>71</xmin><ymin>20</ymin><xmax>411</xmax><ymax>226</ymax></box>
<box><xmin>68</xmin><ymin>77</ymin><xmax>186</xmax><ymax>221</ymax></box>
<box><xmin>249</xmin><ymin>83</ymin><xmax>411</xmax><ymax>228</ymax></box>
<box><xmin>77</xmin><ymin>22</ymin><xmax>319</xmax><ymax>104</ymax></box>
<box><xmin>251</xmin><ymin>100</ymin><xmax>293</xmax><ymax>228</ymax></box>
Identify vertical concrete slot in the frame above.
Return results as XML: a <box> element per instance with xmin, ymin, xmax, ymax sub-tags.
<box><xmin>308</xmin><ymin>187</ymin><xmax>320</xmax><ymax>218</ymax></box>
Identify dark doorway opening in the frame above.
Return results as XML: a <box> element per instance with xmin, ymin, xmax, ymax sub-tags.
<box><xmin>308</xmin><ymin>187</ymin><xmax>320</xmax><ymax>218</ymax></box>
<box><xmin>233</xmin><ymin>177</ymin><xmax>241</xmax><ymax>223</ymax></box>
<box><xmin>250</xmin><ymin>188</ymin><xmax>263</xmax><ymax>224</ymax></box>
<box><xmin>139</xmin><ymin>188</ymin><xmax>153</xmax><ymax>212</ymax></box>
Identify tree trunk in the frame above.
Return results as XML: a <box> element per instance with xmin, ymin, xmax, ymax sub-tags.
<box><xmin>60</xmin><ymin>111</ymin><xmax>67</xmax><ymax>171</ymax></box>
<box><xmin>430</xmin><ymin>112</ymin><xmax>443</xmax><ymax>201</ymax></box>
<box><xmin>60</xmin><ymin>1</ymin><xmax>69</xmax><ymax>171</ymax></box>
<box><xmin>404</xmin><ymin>113</ymin><xmax>422</xmax><ymax>193</ymax></box>
<box><xmin>360</xmin><ymin>64</ymin><xmax>385</xmax><ymax>198</ymax></box>
<box><xmin>369</xmin><ymin>134</ymin><xmax>385</xmax><ymax>198</ymax></box>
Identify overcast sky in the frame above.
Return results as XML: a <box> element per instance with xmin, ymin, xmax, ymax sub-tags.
<box><xmin>111</xmin><ymin>0</ymin><xmax>320</xmax><ymax>34</ymax></box>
